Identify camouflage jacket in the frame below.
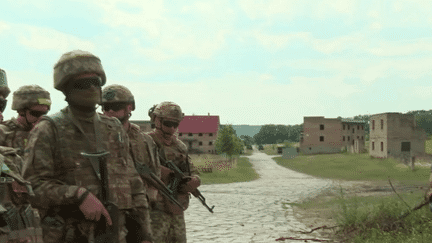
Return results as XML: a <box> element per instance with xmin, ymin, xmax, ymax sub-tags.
<box><xmin>128</xmin><ymin>123</ymin><xmax>161</xmax><ymax>178</ymax></box>
<box><xmin>0</xmin><ymin>117</ymin><xmax>30</xmax><ymax>157</ymax></box>
<box><xmin>0</xmin><ymin>152</ymin><xmax>43</xmax><ymax>243</ymax></box>
<box><xmin>22</xmin><ymin>107</ymin><xmax>148</xmax><ymax>211</ymax></box>
<box><xmin>147</xmin><ymin>131</ymin><xmax>200</xmax><ymax>213</ymax></box>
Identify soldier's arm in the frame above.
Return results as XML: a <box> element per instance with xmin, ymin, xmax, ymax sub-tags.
<box><xmin>22</xmin><ymin>120</ymin><xmax>81</xmax><ymax>208</ymax></box>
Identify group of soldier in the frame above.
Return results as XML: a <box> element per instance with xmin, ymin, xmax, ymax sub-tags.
<box><xmin>0</xmin><ymin>50</ymin><xmax>201</xmax><ymax>243</ymax></box>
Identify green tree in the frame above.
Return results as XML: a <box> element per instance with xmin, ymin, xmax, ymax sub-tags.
<box><xmin>215</xmin><ymin>124</ymin><xmax>242</xmax><ymax>161</ymax></box>
<box><xmin>240</xmin><ymin>135</ymin><xmax>255</xmax><ymax>146</ymax></box>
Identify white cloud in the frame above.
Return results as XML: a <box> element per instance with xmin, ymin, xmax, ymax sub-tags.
<box><xmin>0</xmin><ymin>21</ymin><xmax>11</xmax><ymax>34</ymax></box>
<box><xmin>17</xmin><ymin>26</ymin><xmax>96</xmax><ymax>52</ymax></box>
<box><xmin>366</xmin><ymin>38</ymin><xmax>432</xmax><ymax>56</ymax></box>
<box><xmin>85</xmin><ymin>0</ymin><xmax>233</xmax><ymax>60</ymax></box>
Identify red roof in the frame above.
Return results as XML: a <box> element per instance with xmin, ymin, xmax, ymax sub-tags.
<box><xmin>178</xmin><ymin>115</ymin><xmax>220</xmax><ymax>134</ymax></box>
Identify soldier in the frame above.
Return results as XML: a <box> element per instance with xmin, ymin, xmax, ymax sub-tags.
<box><xmin>22</xmin><ymin>50</ymin><xmax>153</xmax><ymax>243</ymax></box>
<box><xmin>0</xmin><ymin>85</ymin><xmax>51</xmax><ymax>158</ymax></box>
<box><xmin>0</xmin><ymin>69</ymin><xmax>11</xmax><ymax>122</ymax></box>
<box><xmin>147</xmin><ymin>102</ymin><xmax>201</xmax><ymax>243</ymax></box>
<box><xmin>101</xmin><ymin>84</ymin><xmax>160</xmax><ymax>242</ymax></box>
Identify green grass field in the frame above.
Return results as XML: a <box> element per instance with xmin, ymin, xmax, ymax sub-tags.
<box><xmin>273</xmin><ymin>153</ymin><xmax>430</xmax><ymax>183</ymax></box>
<box><xmin>198</xmin><ymin>157</ymin><xmax>259</xmax><ymax>184</ymax></box>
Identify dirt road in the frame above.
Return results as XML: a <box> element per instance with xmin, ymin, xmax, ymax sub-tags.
<box><xmin>184</xmin><ymin>149</ymin><xmax>337</xmax><ymax>242</ymax></box>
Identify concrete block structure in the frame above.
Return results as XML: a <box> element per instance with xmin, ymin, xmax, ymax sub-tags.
<box><xmin>369</xmin><ymin>112</ymin><xmax>426</xmax><ymax>160</ymax></box>
<box><xmin>178</xmin><ymin>114</ymin><xmax>220</xmax><ymax>154</ymax></box>
<box><xmin>299</xmin><ymin>116</ymin><xmax>366</xmax><ymax>155</ymax></box>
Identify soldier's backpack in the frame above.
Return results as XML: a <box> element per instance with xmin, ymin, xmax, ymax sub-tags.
<box><xmin>0</xmin><ymin>147</ymin><xmax>43</xmax><ymax>243</ymax></box>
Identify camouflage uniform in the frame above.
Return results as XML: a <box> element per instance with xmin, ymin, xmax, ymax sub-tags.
<box><xmin>22</xmin><ymin>50</ymin><xmax>152</xmax><ymax>243</ymax></box>
<box><xmin>0</xmin><ymin>148</ymin><xmax>43</xmax><ymax>243</ymax></box>
<box><xmin>102</xmin><ymin>84</ymin><xmax>159</xmax><ymax>242</ymax></box>
<box><xmin>147</xmin><ymin>102</ymin><xmax>201</xmax><ymax>243</ymax></box>
<box><xmin>0</xmin><ymin>69</ymin><xmax>11</xmax><ymax>115</ymax></box>
<box><xmin>0</xmin><ymin>82</ymin><xmax>48</xmax><ymax>242</ymax></box>
<box><xmin>0</xmin><ymin>85</ymin><xmax>51</xmax><ymax>158</ymax></box>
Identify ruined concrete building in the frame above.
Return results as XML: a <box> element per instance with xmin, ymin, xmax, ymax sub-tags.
<box><xmin>299</xmin><ymin>116</ymin><xmax>366</xmax><ymax>155</ymax></box>
<box><xmin>369</xmin><ymin>112</ymin><xmax>426</xmax><ymax>160</ymax></box>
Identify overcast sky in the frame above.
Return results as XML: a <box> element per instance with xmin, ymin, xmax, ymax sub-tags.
<box><xmin>1</xmin><ymin>0</ymin><xmax>432</xmax><ymax>126</ymax></box>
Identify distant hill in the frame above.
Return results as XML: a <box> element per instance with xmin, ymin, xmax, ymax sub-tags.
<box><xmin>231</xmin><ymin>125</ymin><xmax>262</xmax><ymax>137</ymax></box>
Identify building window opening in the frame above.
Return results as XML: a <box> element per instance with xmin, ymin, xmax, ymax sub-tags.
<box><xmin>343</xmin><ymin>124</ymin><xmax>345</xmax><ymax>130</ymax></box>
<box><xmin>320</xmin><ymin>136</ymin><xmax>324</xmax><ymax>142</ymax></box>
<box><xmin>199</xmin><ymin>142</ymin><xmax>203</xmax><ymax>146</ymax></box>
<box><xmin>381</xmin><ymin>142</ymin><xmax>383</xmax><ymax>152</ymax></box>
<box><xmin>348</xmin><ymin>125</ymin><xmax>350</xmax><ymax>130</ymax></box>
<box><xmin>209</xmin><ymin>133</ymin><xmax>213</xmax><ymax>136</ymax></box>
<box><xmin>343</xmin><ymin>136</ymin><xmax>345</xmax><ymax>141</ymax></box>
<box><xmin>372</xmin><ymin>120</ymin><xmax>375</xmax><ymax>130</ymax></box>
<box><xmin>199</xmin><ymin>133</ymin><xmax>203</xmax><ymax>136</ymax></box>
<box><xmin>179</xmin><ymin>133</ymin><xmax>183</xmax><ymax>136</ymax></box>
<box><xmin>309</xmin><ymin>147</ymin><xmax>311</xmax><ymax>150</ymax></box>
<box><xmin>348</xmin><ymin>136</ymin><xmax>350</xmax><ymax>141</ymax></box>
<box><xmin>401</xmin><ymin>142</ymin><xmax>411</xmax><ymax>152</ymax></box>
<box><xmin>320</xmin><ymin>124</ymin><xmax>324</xmax><ymax>130</ymax></box>
<box><xmin>209</xmin><ymin>141</ymin><xmax>213</xmax><ymax>145</ymax></box>
<box><xmin>188</xmin><ymin>133</ymin><xmax>192</xmax><ymax>136</ymax></box>
<box><xmin>361</xmin><ymin>136</ymin><xmax>363</xmax><ymax>140</ymax></box>
<box><xmin>372</xmin><ymin>142</ymin><xmax>375</xmax><ymax>150</ymax></box>
<box><xmin>352</xmin><ymin>128</ymin><xmax>355</xmax><ymax>133</ymax></box>
<box><xmin>381</xmin><ymin>119</ymin><xmax>384</xmax><ymax>130</ymax></box>
<box><xmin>357</xmin><ymin>125</ymin><xmax>359</xmax><ymax>130</ymax></box>
<box><xmin>357</xmin><ymin>136</ymin><xmax>359</xmax><ymax>139</ymax></box>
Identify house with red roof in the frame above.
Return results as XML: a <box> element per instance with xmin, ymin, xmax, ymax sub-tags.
<box><xmin>178</xmin><ymin>114</ymin><xmax>220</xmax><ymax>154</ymax></box>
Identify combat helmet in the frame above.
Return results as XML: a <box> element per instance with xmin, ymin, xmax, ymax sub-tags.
<box><xmin>12</xmin><ymin>85</ymin><xmax>51</xmax><ymax>111</ymax></box>
<box><xmin>53</xmin><ymin>50</ymin><xmax>106</xmax><ymax>92</ymax></box>
<box><xmin>102</xmin><ymin>85</ymin><xmax>135</xmax><ymax>110</ymax></box>
<box><xmin>0</xmin><ymin>68</ymin><xmax>11</xmax><ymax>98</ymax></box>
<box><xmin>149</xmin><ymin>101</ymin><xmax>184</xmax><ymax>122</ymax></box>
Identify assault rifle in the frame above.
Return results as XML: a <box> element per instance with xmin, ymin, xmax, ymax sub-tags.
<box><xmin>81</xmin><ymin>151</ymin><xmax>119</xmax><ymax>243</ymax></box>
<box><xmin>159</xmin><ymin>155</ymin><xmax>215</xmax><ymax>213</ymax></box>
<box><xmin>134</xmin><ymin>163</ymin><xmax>184</xmax><ymax>210</ymax></box>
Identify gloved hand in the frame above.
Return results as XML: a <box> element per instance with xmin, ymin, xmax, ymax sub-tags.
<box><xmin>76</xmin><ymin>188</ymin><xmax>112</xmax><ymax>225</ymax></box>
<box><xmin>160</xmin><ymin>165</ymin><xmax>173</xmax><ymax>183</ymax></box>
<box><xmin>180</xmin><ymin>176</ymin><xmax>200</xmax><ymax>193</ymax></box>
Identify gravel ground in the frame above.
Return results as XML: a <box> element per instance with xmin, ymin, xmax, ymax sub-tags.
<box><xmin>184</xmin><ymin>149</ymin><xmax>355</xmax><ymax>242</ymax></box>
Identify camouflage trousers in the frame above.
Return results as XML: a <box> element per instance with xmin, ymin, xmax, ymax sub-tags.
<box><xmin>150</xmin><ymin>210</ymin><xmax>186</xmax><ymax>243</ymax></box>
<box><xmin>42</xmin><ymin>210</ymin><xmax>128</xmax><ymax>243</ymax></box>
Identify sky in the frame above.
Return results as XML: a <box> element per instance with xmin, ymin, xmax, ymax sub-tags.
<box><xmin>1</xmin><ymin>0</ymin><xmax>432</xmax><ymax>126</ymax></box>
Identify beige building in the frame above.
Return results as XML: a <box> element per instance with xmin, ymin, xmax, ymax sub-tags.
<box><xmin>300</xmin><ymin>116</ymin><xmax>366</xmax><ymax>155</ymax></box>
<box><xmin>369</xmin><ymin>112</ymin><xmax>426</xmax><ymax>160</ymax></box>
<box><xmin>178</xmin><ymin>115</ymin><xmax>220</xmax><ymax>154</ymax></box>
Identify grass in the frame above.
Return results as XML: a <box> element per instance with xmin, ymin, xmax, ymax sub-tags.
<box><xmin>198</xmin><ymin>157</ymin><xmax>259</xmax><ymax>184</ymax></box>
<box><xmin>190</xmin><ymin>153</ymin><xmax>259</xmax><ymax>184</ymax></box>
<box><xmin>262</xmin><ymin>144</ymin><xmax>279</xmax><ymax>155</ymax></box>
<box><xmin>273</xmin><ymin>153</ymin><xmax>430</xmax><ymax>182</ymax></box>
<box><xmin>426</xmin><ymin>139</ymin><xmax>432</xmax><ymax>154</ymax></box>
<box><xmin>275</xmin><ymin>152</ymin><xmax>432</xmax><ymax>242</ymax></box>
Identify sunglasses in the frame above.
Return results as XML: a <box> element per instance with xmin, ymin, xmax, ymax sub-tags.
<box><xmin>102</xmin><ymin>103</ymin><xmax>128</xmax><ymax>112</ymax></box>
<box><xmin>71</xmin><ymin>77</ymin><xmax>102</xmax><ymax>90</ymax></box>
<box><xmin>29</xmin><ymin>110</ymin><xmax>48</xmax><ymax>118</ymax></box>
<box><xmin>162</xmin><ymin>120</ymin><xmax>179</xmax><ymax>128</ymax></box>
<box><xmin>0</xmin><ymin>99</ymin><xmax>7</xmax><ymax>113</ymax></box>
